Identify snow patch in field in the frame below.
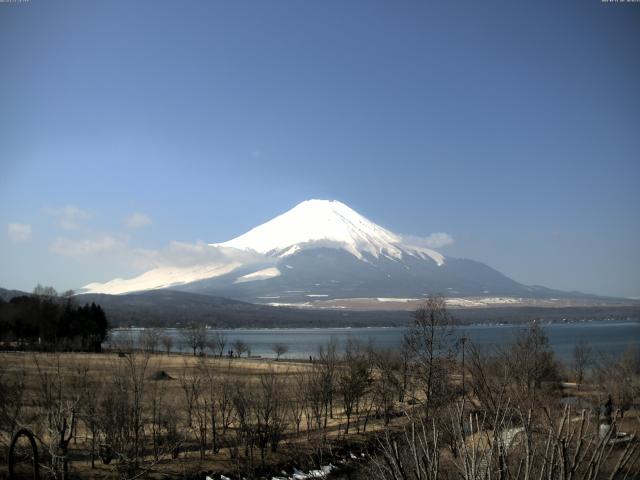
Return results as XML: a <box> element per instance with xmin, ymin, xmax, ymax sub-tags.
<box><xmin>446</xmin><ymin>297</ymin><xmax>523</xmax><ymax>307</ymax></box>
<box><xmin>267</xmin><ymin>302</ymin><xmax>313</xmax><ymax>308</ymax></box>
<box><xmin>376</xmin><ymin>297</ymin><xmax>420</xmax><ymax>303</ymax></box>
<box><xmin>445</xmin><ymin>298</ymin><xmax>484</xmax><ymax>307</ymax></box>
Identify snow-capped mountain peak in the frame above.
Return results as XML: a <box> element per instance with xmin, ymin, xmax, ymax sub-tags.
<box><xmin>79</xmin><ymin>199</ymin><xmax>587</xmax><ymax>303</ymax></box>
<box><xmin>81</xmin><ymin>199</ymin><xmax>444</xmax><ymax>295</ymax></box>
<box><xmin>212</xmin><ymin>199</ymin><xmax>443</xmax><ymax>265</ymax></box>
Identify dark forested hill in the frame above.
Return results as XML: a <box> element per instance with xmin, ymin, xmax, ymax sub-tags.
<box><xmin>0</xmin><ymin>287</ymin><xmax>29</xmax><ymax>302</ymax></box>
<box><xmin>76</xmin><ymin>289</ymin><xmax>640</xmax><ymax>328</ymax></box>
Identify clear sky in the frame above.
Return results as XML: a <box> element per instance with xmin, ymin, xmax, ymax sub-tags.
<box><xmin>1</xmin><ymin>0</ymin><xmax>639</xmax><ymax>298</ymax></box>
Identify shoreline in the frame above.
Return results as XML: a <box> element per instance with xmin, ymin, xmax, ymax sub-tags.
<box><xmin>108</xmin><ymin>317</ymin><xmax>640</xmax><ymax>332</ymax></box>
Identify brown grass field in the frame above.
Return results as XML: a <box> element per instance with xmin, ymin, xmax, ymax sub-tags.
<box><xmin>1</xmin><ymin>345</ymin><xmax>638</xmax><ymax>480</ymax></box>
<box><xmin>0</xmin><ymin>350</ymin><xmax>410</xmax><ymax>479</ymax></box>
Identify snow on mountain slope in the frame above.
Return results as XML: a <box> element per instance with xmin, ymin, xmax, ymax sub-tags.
<box><xmin>82</xmin><ymin>261</ymin><xmax>242</xmax><ymax>295</ymax></box>
<box><xmin>214</xmin><ymin>199</ymin><xmax>444</xmax><ymax>265</ymax></box>
<box><xmin>82</xmin><ymin>199</ymin><xmax>444</xmax><ymax>295</ymax></box>
<box><xmin>234</xmin><ymin>267</ymin><xmax>281</xmax><ymax>284</ymax></box>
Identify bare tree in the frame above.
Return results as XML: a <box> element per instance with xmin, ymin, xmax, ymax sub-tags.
<box><xmin>98</xmin><ymin>350</ymin><xmax>150</xmax><ymax>476</ymax></box>
<box><xmin>33</xmin><ymin>284</ymin><xmax>58</xmax><ymax>299</ymax></box>
<box><xmin>232</xmin><ymin>339</ymin><xmax>249</xmax><ymax>358</ymax></box>
<box><xmin>180</xmin><ymin>323</ymin><xmax>207</xmax><ymax>356</ymax></box>
<box><xmin>338</xmin><ymin>340</ymin><xmax>371</xmax><ymax>433</ymax></box>
<box><xmin>198</xmin><ymin>357</ymin><xmax>222</xmax><ymax>454</ymax></box>
<box><xmin>466</xmin><ymin>343</ymin><xmax>512</xmax><ymax>422</ymax></box>
<box><xmin>571</xmin><ymin>338</ymin><xmax>592</xmax><ymax>387</ymax></box>
<box><xmin>148</xmin><ymin>374</ymin><xmax>167</xmax><ymax>461</ymax></box>
<box><xmin>304</xmin><ymin>367</ymin><xmax>326</xmax><ymax>434</ymax></box>
<box><xmin>254</xmin><ymin>370</ymin><xmax>287</xmax><ymax>463</ymax></box>
<box><xmin>371</xmin><ymin>348</ymin><xmax>402</xmax><ymax>426</ymax></box>
<box><xmin>316</xmin><ymin>339</ymin><xmax>339</xmax><ymax>432</ymax></box>
<box><xmin>230</xmin><ymin>369</ymin><xmax>288</xmax><ymax>466</ymax></box>
<box><xmin>72</xmin><ymin>362</ymin><xmax>102</xmax><ymax>469</ymax></box>
<box><xmin>209</xmin><ymin>330</ymin><xmax>228</xmax><ymax>357</ymax></box>
<box><xmin>404</xmin><ymin>295</ymin><xmax>456</xmax><ymax>419</ymax></box>
<box><xmin>191</xmin><ymin>375</ymin><xmax>209</xmax><ymax>459</ymax></box>
<box><xmin>179</xmin><ymin>364</ymin><xmax>202</xmax><ymax>429</ymax></box>
<box><xmin>594</xmin><ymin>345</ymin><xmax>640</xmax><ymax>419</ymax></box>
<box><xmin>160</xmin><ymin>334</ymin><xmax>173</xmax><ymax>355</ymax></box>
<box><xmin>217</xmin><ymin>368</ymin><xmax>235</xmax><ymax>435</ymax></box>
<box><xmin>140</xmin><ymin>328</ymin><xmax>161</xmax><ymax>354</ymax></box>
<box><xmin>271</xmin><ymin>343</ymin><xmax>289</xmax><ymax>361</ymax></box>
<box><xmin>32</xmin><ymin>353</ymin><xmax>78</xmax><ymax>480</ymax></box>
<box><xmin>289</xmin><ymin>368</ymin><xmax>308</xmax><ymax>436</ymax></box>
<box><xmin>503</xmin><ymin>322</ymin><xmax>559</xmax><ymax>406</ymax></box>
<box><xmin>373</xmin><ymin>401</ymin><xmax>640</xmax><ymax>480</ymax></box>
<box><xmin>397</xmin><ymin>340</ymin><xmax>413</xmax><ymax>402</ymax></box>
<box><xmin>231</xmin><ymin>379</ymin><xmax>255</xmax><ymax>466</ymax></box>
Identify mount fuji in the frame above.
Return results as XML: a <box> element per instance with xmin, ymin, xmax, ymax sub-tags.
<box><xmin>81</xmin><ymin>200</ymin><xmax>588</xmax><ymax>305</ymax></box>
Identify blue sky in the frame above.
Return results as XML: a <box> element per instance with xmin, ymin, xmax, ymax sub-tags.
<box><xmin>1</xmin><ymin>0</ymin><xmax>639</xmax><ymax>297</ymax></box>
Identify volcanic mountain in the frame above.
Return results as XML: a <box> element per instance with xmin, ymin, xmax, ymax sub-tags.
<box><xmin>81</xmin><ymin>199</ymin><xmax>586</xmax><ymax>304</ymax></box>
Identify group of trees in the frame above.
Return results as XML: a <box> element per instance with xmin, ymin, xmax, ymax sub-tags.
<box><xmin>0</xmin><ymin>285</ymin><xmax>108</xmax><ymax>352</ymax></box>
<box><xmin>371</xmin><ymin>300</ymin><xmax>640</xmax><ymax>480</ymax></box>
<box><xmin>177</xmin><ymin>324</ymin><xmax>227</xmax><ymax>357</ymax></box>
<box><xmin>118</xmin><ymin>324</ymin><xmax>292</xmax><ymax>361</ymax></box>
<box><xmin>123</xmin><ymin>335</ymin><xmax>413</xmax><ymax>465</ymax></box>
<box><xmin>1</xmin><ymin>295</ymin><xmax>638</xmax><ymax>479</ymax></box>
<box><xmin>0</xmin><ymin>323</ymin><xmax>431</xmax><ymax>478</ymax></box>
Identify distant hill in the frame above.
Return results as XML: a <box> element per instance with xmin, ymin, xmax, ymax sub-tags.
<box><xmin>77</xmin><ymin>289</ymin><xmax>408</xmax><ymax>328</ymax></box>
<box><xmin>0</xmin><ymin>287</ymin><xmax>29</xmax><ymax>302</ymax></box>
<box><xmin>76</xmin><ymin>289</ymin><xmax>640</xmax><ymax>328</ymax></box>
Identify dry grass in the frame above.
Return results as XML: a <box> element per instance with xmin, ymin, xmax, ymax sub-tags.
<box><xmin>2</xmin><ymin>350</ymin><xmax>638</xmax><ymax>480</ymax></box>
<box><xmin>0</xmin><ymin>351</ymin><xmax>407</xmax><ymax>479</ymax></box>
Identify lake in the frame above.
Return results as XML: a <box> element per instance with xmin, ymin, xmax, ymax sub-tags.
<box><xmin>108</xmin><ymin>320</ymin><xmax>640</xmax><ymax>363</ymax></box>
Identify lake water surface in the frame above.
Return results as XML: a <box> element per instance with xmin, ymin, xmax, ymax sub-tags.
<box><xmin>109</xmin><ymin>320</ymin><xmax>640</xmax><ymax>363</ymax></box>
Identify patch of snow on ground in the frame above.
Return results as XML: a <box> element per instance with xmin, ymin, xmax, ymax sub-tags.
<box><xmin>267</xmin><ymin>302</ymin><xmax>313</xmax><ymax>308</ymax></box>
<box><xmin>376</xmin><ymin>298</ymin><xmax>420</xmax><ymax>303</ymax></box>
<box><xmin>446</xmin><ymin>298</ymin><xmax>485</xmax><ymax>307</ymax></box>
<box><xmin>482</xmin><ymin>297</ymin><xmax>522</xmax><ymax>304</ymax></box>
<box><xmin>446</xmin><ymin>297</ymin><xmax>523</xmax><ymax>307</ymax></box>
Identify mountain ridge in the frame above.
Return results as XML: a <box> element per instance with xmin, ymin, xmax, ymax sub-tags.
<box><xmin>80</xmin><ymin>199</ymin><xmax>611</xmax><ymax>303</ymax></box>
